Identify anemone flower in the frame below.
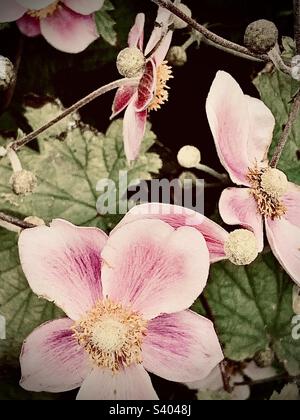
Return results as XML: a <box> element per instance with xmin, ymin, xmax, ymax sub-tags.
<box><xmin>18</xmin><ymin>218</ymin><xmax>223</xmax><ymax>400</ymax></box>
<box><xmin>0</xmin><ymin>0</ymin><xmax>103</xmax><ymax>53</ymax></box>
<box><xmin>111</xmin><ymin>11</ymin><xmax>174</xmax><ymax>162</ymax></box>
<box><xmin>206</xmin><ymin>71</ymin><xmax>300</xmax><ymax>286</ymax></box>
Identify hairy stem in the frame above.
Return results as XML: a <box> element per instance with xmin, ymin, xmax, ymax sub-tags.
<box><xmin>0</xmin><ymin>212</ymin><xmax>34</xmax><ymax>230</ymax></box>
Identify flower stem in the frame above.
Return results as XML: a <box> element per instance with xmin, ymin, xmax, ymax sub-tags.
<box><xmin>151</xmin><ymin>0</ymin><xmax>271</xmax><ymax>63</ymax></box>
<box><xmin>0</xmin><ymin>212</ymin><xmax>34</xmax><ymax>230</ymax></box>
<box><xmin>195</xmin><ymin>163</ymin><xmax>227</xmax><ymax>181</ymax></box>
<box><xmin>270</xmin><ymin>90</ymin><xmax>300</xmax><ymax>168</ymax></box>
<box><xmin>8</xmin><ymin>78</ymin><xmax>139</xmax><ymax>152</ymax></box>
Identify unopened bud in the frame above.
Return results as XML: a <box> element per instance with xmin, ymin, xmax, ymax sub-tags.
<box><xmin>173</xmin><ymin>4</ymin><xmax>192</xmax><ymax>30</ymax></box>
<box><xmin>177</xmin><ymin>146</ymin><xmax>201</xmax><ymax>168</ymax></box>
<box><xmin>167</xmin><ymin>46</ymin><xmax>187</xmax><ymax>66</ymax></box>
<box><xmin>116</xmin><ymin>47</ymin><xmax>146</xmax><ymax>78</ymax></box>
<box><xmin>10</xmin><ymin>170</ymin><xmax>37</xmax><ymax>195</ymax></box>
<box><xmin>244</xmin><ymin>20</ymin><xmax>278</xmax><ymax>54</ymax></box>
<box><xmin>0</xmin><ymin>55</ymin><xmax>16</xmax><ymax>91</ymax></box>
<box><xmin>224</xmin><ymin>229</ymin><xmax>258</xmax><ymax>266</ymax></box>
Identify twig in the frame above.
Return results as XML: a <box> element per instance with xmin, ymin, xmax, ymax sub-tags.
<box><xmin>151</xmin><ymin>0</ymin><xmax>270</xmax><ymax>63</ymax></box>
<box><xmin>295</xmin><ymin>0</ymin><xmax>300</xmax><ymax>54</ymax></box>
<box><xmin>9</xmin><ymin>78</ymin><xmax>139</xmax><ymax>152</ymax></box>
<box><xmin>0</xmin><ymin>212</ymin><xmax>34</xmax><ymax>229</ymax></box>
<box><xmin>270</xmin><ymin>90</ymin><xmax>300</xmax><ymax>168</ymax></box>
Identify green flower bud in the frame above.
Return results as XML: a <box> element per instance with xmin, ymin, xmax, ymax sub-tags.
<box><xmin>244</xmin><ymin>20</ymin><xmax>278</xmax><ymax>54</ymax></box>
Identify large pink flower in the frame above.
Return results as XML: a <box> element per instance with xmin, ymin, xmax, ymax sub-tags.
<box><xmin>206</xmin><ymin>71</ymin><xmax>300</xmax><ymax>286</ymax></box>
<box><xmin>18</xmin><ymin>218</ymin><xmax>223</xmax><ymax>400</ymax></box>
<box><xmin>0</xmin><ymin>0</ymin><xmax>103</xmax><ymax>53</ymax></box>
<box><xmin>111</xmin><ymin>12</ymin><xmax>174</xmax><ymax>162</ymax></box>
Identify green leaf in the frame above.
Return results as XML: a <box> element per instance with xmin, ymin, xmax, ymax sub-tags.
<box><xmin>253</xmin><ymin>70</ymin><xmax>300</xmax><ymax>184</ymax></box>
<box><xmin>205</xmin><ymin>254</ymin><xmax>300</xmax><ymax>375</ymax></box>
<box><xmin>95</xmin><ymin>0</ymin><xmax>117</xmax><ymax>46</ymax></box>
<box><xmin>281</xmin><ymin>36</ymin><xmax>296</xmax><ymax>60</ymax></box>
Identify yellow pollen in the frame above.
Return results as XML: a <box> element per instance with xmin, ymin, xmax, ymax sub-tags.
<box><xmin>247</xmin><ymin>166</ymin><xmax>287</xmax><ymax>219</ymax></box>
<box><xmin>28</xmin><ymin>1</ymin><xmax>60</xmax><ymax>19</ymax></box>
<box><xmin>148</xmin><ymin>61</ymin><xmax>173</xmax><ymax>112</ymax></box>
<box><xmin>72</xmin><ymin>300</ymin><xmax>148</xmax><ymax>372</ymax></box>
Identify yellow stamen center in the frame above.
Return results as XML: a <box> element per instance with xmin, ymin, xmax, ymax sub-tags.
<box><xmin>148</xmin><ymin>61</ymin><xmax>173</xmax><ymax>112</ymax></box>
<box><xmin>247</xmin><ymin>166</ymin><xmax>288</xmax><ymax>219</ymax></box>
<box><xmin>28</xmin><ymin>1</ymin><xmax>60</xmax><ymax>19</ymax></box>
<box><xmin>72</xmin><ymin>300</ymin><xmax>148</xmax><ymax>372</ymax></box>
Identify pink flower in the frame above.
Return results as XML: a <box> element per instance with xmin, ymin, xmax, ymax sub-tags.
<box><xmin>0</xmin><ymin>0</ymin><xmax>103</xmax><ymax>53</ymax></box>
<box><xmin>206</xmin><ymin>71</ymin><xmax>300</xmax><ymax>286</ymax></box>
<box><xmin>111</xmin><ymin>12</ymin><xmax>174</xmax><ymax>162</ymax></box>
<box><xmin>18</xmin><ymin>218</ymin><xmax>223</xmax><ymax>400</ymax></box>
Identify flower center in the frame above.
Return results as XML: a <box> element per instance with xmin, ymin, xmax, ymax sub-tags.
<box><xmin>72</xmin><ymin>300</ymin><xmax>148</xmax><ymax>372</ymax></box>
<box><xmin>28</xmin><ymin>1</ymin><xmax>60</xmax><ymax>19</ymax></box>
<box><xmin>148</xmin><ymin>62</ymin><xmax>173</xmax><ymax>112</ymax></box>
<box><xmin>224</xmin><ymin>229</ymin><xmax>258</xmax><ymax>266</ymax></box>
<box><xmin>247</xmin><ymin>166</ymin><xmax>288</xmax><ymax>219</ymax></box>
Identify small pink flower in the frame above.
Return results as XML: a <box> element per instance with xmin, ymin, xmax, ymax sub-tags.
<box><xmin>0</xmin><ymin>0</ymin><xmax>103</xmax><ymax>53</ymax></box>
<box><xmin>18</xmin><ymin>218</ymin><xmax>223</xmax><ymax>400</ymax></box>
<box><xmin>111</xmin><ymin>12</ymin><xmax>174</xmax><ymax>162</ymax></box>
<box><xmin>206</xmin><ymin>71</ymin><xmax>300</xmax><ymax>286</ymax></box>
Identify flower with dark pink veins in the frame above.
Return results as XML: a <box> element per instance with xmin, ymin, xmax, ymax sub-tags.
<box><xmin>0</xmin><ymin>0</ymin><xmax>104</xmax><ymax>53</ymax></box>
<box><xmin>111</xmin><ymin>11</ymin><xmax>174</xmax><ymax>162</ymax></box>
<box><xmin>18</xmin><ymin>217</ymin><xmax>223</xmax><ymax>400</ymax></box>
<box><xmin>206</xmin><ymin>71</ymin><xmax>300</xmax><ymax>286</ymax></box>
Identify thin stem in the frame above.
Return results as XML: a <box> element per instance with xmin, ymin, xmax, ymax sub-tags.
<box><xmin>151</xmin><ymin>0</ymin><xmax>270</xmax><ymax>62</ymax></box>
<box><xmin>268</xmin><ymin>46</ymin><xmax>292</xmax><ymax>76</ymax></box>
<box><xmin>9</xmin><ymin>78</ymin><xmax>139</xmax><ymax>152</ymax></box>
<box><xmin>195</xmin><ymin>163</ymin><xmax>227</xmax><ymax>181</ymax></box>
<box><xmin>0</xmin><ymin>212</ymin><xmax>34</xmax><ymax>230</ymax></box>
<box><xmin>202</xmin><ymin>37</ymin><xmax>263</xmax><ymax>63</ymax></box>
<box><xmin>7</xmin><ymin>149</ymin><xmax>22</xmax><ymax>172</ymax></box>
<box><xmin>270</xmin><ymin>91</ymin><xmax>300</xmax><ymax>168</ymax></box>
<box><xmin>295</xmin><ymin>0</ymin><xmax>300</xmax><ymax>53</ymax></box>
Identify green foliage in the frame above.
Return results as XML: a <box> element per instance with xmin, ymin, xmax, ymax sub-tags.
<box><xmin>95</xmin><ymin>0</ymin><xmax>117</xmax><ymax>46</ymax></box>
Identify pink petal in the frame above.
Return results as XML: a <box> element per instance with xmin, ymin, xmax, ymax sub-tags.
<box><xmin>63</xmin><ymin>0</ymin><xmax>104</xmax><ymax>15</ymax></box>
<box><xmin>17</xmin><ymin>14</ymin><xmax>41</xmax><ymax>37</ymax></box>
<box><xmin>206</xmin><ymin>71</ymin><xmax>262</xmax><ymax>186</ymax></box>
<box><xmin>152</xmin><ymin>30</ymin><xmax>173</xmax><ymax>66</ymax></box>
<box><xmin>111</xmin><ymin>84</ymin><xmax>137</xmax><ymax>119</ymax></box>
<box><xmin>115</xmin><ymin>203</ymin><xmax>229</xmax><ymax>263</ymax></box>
<box><xmin>0</xmin><ymin>0</ymin><xmax>26</xmax><ymax>22</ymax></box>
<box><xmin>40</xmin><ymin>6</ymin><xmax>98</xmax><ymax>53</ymax></box>
<box><xmin>77</xmin><ymin>365</ymin><xmax>158</xmax><ymax>400</ymax></box>
<box><xmin>20</xmin><ymin>318</ymin><xmax>91</xmax><ymax>392</ymax></box>
<box><xmin>16</xmin><ymin>0</ymin><xmax>55</xmax><ymax>8</ymax></box>
<box><xmin>123</xmin><ymin>96</ymin><xmax>147</xmax><ymax>162</ymax></box>
<box><xmin>283</xmin><ymin>183</ymin><xmax>300</xmax><ymax>228</ymax></box>
<box><xmin>135</xmin><ymin>60</ymin><xmax>156</xmax><ymax>112</ymax></box>
<box><xmin>142</xmin><ymin>310</ymin><xmax>224</xmax><ymax>382</ymax></box>
<box><xmin>18</xmin><ymin>219</ymin><xmax>107</xmax><ymax>320</ymax></box>
<box><xmin>128</xmin><ymin>13</ymin><xmax>145</xmax><ymax>50</ymax></box>
<box><xmin>186</xmin><ymin>365</ymin><xmax>223</xmax><ymax>391</ymax></box>
<box><xmin>145</xmin><ymin>6</ymin><xmax>172</xmax><ymax>61</ymax></box>
<box><xmin>219</xmin><ymin>187</ymin><xmax>264</xmax><ymax>252</ymax></box>
<box><xmin>101</xmin><ymin>219</ymin><xmax>209</xmax><ymax>320</ymax></box>
<box><xmin>266</xmin><ymin>217</ymin><xmax>300</xmax><ymax>287</ymax></box>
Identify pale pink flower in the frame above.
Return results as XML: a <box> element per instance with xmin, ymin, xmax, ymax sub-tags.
<box><xmin>0</xmin><ymin>0</ymin><xmax>103</xmax><ymax>53</ymax></box>
<box><xmin>18</xmin><ymin>218</ymin><xmax>223</xmax><ymax>400</ymax></box>
<box><xmin>206</xmin><ymin>71</ymin><xmax>300</xmax><ymax>286</ymax></box>
<box><xmin>111</xmin><ymin>11</ymin><xmax>174</xmax><ymax>162</ymax></box>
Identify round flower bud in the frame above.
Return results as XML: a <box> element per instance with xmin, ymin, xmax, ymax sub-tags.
<box><xmin>224</xmin><ymin>229</ymin><xmax>258</xmax><ymax>266</ymax></box>
<box><xmin>0</xmin><ymin>55</ymin><xmax>16</xmax><ymax>91</ymax></box>
<box><xmin>116</xmin><ymin>47</ymin><xmax>146</xmax><ymax>78</ymax></box>
<box><xmin>173</xmin><ymin>4</ymin><xmax>192</xmax><ymax>30</ymax></box>
<box><xmin>167</xmin><ymin>46</ymin><xmax>187</xmax><ymax>66</ymax></box>
<box><xmin>24</xmin><ymin>216</ymin><xmax>45</xmax><ymax>226</ymax></box>
<box><xmin>10</xmin><ymin>170</ymin><xmax>37</xmax><ymax>195</ymax></box>
<box><xmin>254</xmin><ymin>348</ymin><xmax>274</xmax><ymax>368</ymax></box>
<box><xmin>261</xmin><ymin>168</ymin><xmax>288</xmax><ymax>199</ymax></box>
<box><xmin>177</xmin><ymin>146</ymin><xmax>201</xmax><ymax>168</ymax></box>
<box><xmin>244</xmin><ymin>20</ymin><xmax>278</xmax><ymax>53</ymax></box>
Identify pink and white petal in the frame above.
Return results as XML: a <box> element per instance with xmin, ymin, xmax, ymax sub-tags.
<box><xmin>123</xmin><ymin>96</ymin><xmax>147</xmax><ymax>162</ymax></box>
<box><xmin>18</xmin><ymin>219</ymin><xmax>107</xmax><ymax>320</ymax></box>
<box><xmin>115</xmin><ymin>203</ymin><xmax>229</xmax><ymax>263</ymax></box>
<box><xmin>283</xmin><ymin>182</ymin><xmax>300</xmax><ymax>228</ymax></box>
<box><xmin>135</xmin><ymin>60</ymin><xmax>156</xmax><ymax>112</ymax></box>
<box><xmin>63</xmin><ymin>0</ymin><xmax>104</xmax><ymax>15</ymax></box>
<box><xmin>246</xmin><ymin>96</ymin><xmax>275</xmax><ymax>167</ymax></box>
<box><xmin>17</xmin><ymin>15</ymin><xmax>41</xmax><ymax>37</ymax></box>
<box><xmin>128</xmin><ymin>13</ymin><xmax>145</xmax><ymax>50</ymax></box>
<box><xmin>206</xmin><ymin>71</ymin><xmax>252</xmax><ymax>186</ymax></box>
<box><xmin>16</xmin><ymin>0</ymin><xmax>54</xmax><ymax>9</ymax></box>
<box><xmin>102</xmin><ymin>219</ymin><xmax>209</xmax><ymax>320</ymax></box>
<box><xmin>0</xmin><ymin>0</ymin><xmax>26</xmax><ymax>22</ymax></box>
<box><xmin>40</xmin><ymin>7</ymin><xmax>98</xmax><ymax>53</ymax></box>
<box><xmin>111</xmin><ymin>85</ymin><xmax>137</xmax><ymax>119</ymax></box>
<box><xmin>266</xmin><ymin>217</ymin><xmax>300</xmax><ymax>287</ymax></box>
<box><xmin>144</xmin><ymin>7</ymin><xmax>171</xmax><ymax>57</ymax></box>
<box><xmin>142</xmin><ymin>310</ymin><xmax>223</xmax><ymax>382</ymax></box>
<box><xmin>77</xmin><ymin>365</ymin><xmax>158</xmax><ymax>400</ymax></box>
<box><xmin>219</xmin><ymin>187</ymin><xmax>264</xmax><ymax>252</ymax></box>
<box><xmin>151</xmin><ymin>30</ymin><xmax>173</xmax><ymax>66</ymax></box>
<box><xmin>186</xmin><ymin>365</ymin><xmax>223</xmax><ymax>391</ymax></box>
<box><xmin>20</xmin><ymin>318</ymin><xmax>91</xmax><ymax>393</ymax></box>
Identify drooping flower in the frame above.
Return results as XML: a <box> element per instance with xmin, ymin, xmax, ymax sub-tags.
<box><xmin>111</xmin><ymin>11</ymin><xmax>174</xmax><ymax>162</ymax></box>
<box><xmin>18</xmin><ymin>217</ymin><xmax>223</xmax><ymax>400</ymax></box>
<box><xmin>0</xmin><ymin>0</ymin><xmax>104</xmax><ymax>53</ymax></box>
<box><xmin>206</xmin><ymin>71</ymin><xmax>300</xmax><ymax>286</ymax></box>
